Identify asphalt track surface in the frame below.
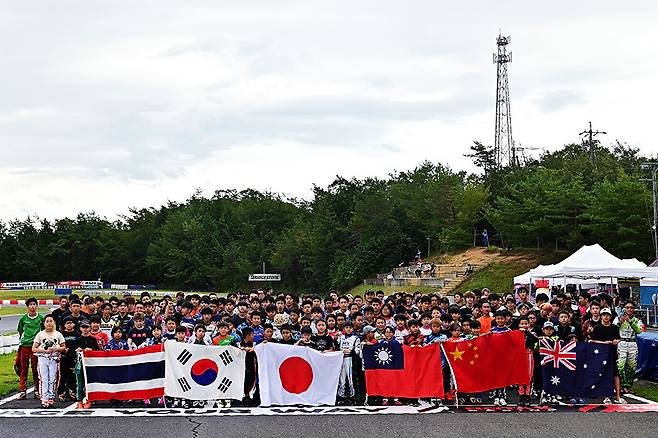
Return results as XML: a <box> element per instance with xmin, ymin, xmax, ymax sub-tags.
<box><xmin>0</xmin><ymin>314</ymin><xmax>21</xmax><ymax>334</ymax></box>
<box><xmin>0</xmin><ymin>412</ymin><xmax>656</xmax><ymax>438</ymax></box>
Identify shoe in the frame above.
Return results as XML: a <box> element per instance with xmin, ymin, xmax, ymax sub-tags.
<box><xmin>77</xmin><ymin>402</ymin><xmax>84</xmax><ymax>409</ymax></box>
<box><xmin>143</xmin><ymin>399</ymin><xmax>151</xmax><ymax>406</ymax></box>
<box><xmin>614</xmin><ymin>397</ymin><xmax>627</xmax><ymax>404</ymax></box>
<box><xmin>69</xmin><ymin>390</ymin><xmax>76</xmax><ymax>400</ymax></box>
<box><xmin>58</xmin><ymin>393</ymin><xmax>66</xmax><ymax>402</ymax></box>
<box><xmin>17</xmin><ymin>391</ymin><xmax>27</xmax><ymax>400</ymax></box>
<box><xmin>603</xmin><ymin>397</ymin><xmax>613</xmax><ymax>405</ymax></box>
<box><xmin>499</xmin><ymin>398</ymin><xmax>507</xmax><ymax>406</ymax></box>
<box><xmin>493</xmin><ymin>398</ymin><xmax>500</xmax><ymax>407</ymax></box>
<box><xmin>224</xmin><ymin>400</ymin><xmax>231</xmax><ymax>408</ymax></box>
<box><xmin>34</xmin><ymin>392</ymin><xmax>40</xmax><ymax>400</ymax></box>
<box><xmin>569</xmin><ymin>398</ymin><xmax>578</xmax><ymax>404</ymax></box>
<box><xmin>394</xmin><ymin>398</ymin><xmax>402</xmax><ymax>406</ymax></box>
<box><xmin>382</xmin><ymin>399</ymin><xmax>389</xmax><ymax>406</ymax></box>
<box><xmin>157</xmin><ymin>396</ymin><xmax>165</xmax><ymax>406</ymax></box>
<box><xmin>83</xmin><ymin>401</ymin><xmax>91</xmax><ymax>409</ymax></box>
<box><xmin>578</xmin><ymin>398</ymin><xmax>587</xmax><ymax>404</ymax></box>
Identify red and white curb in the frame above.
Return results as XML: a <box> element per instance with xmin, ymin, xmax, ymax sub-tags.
<box><xmin>0</xmin><ymin>300</ymin><xmax>59</xmax><ymax>305</ymax></box>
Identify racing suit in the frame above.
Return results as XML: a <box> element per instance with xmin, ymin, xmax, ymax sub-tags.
<box><xmin>614</xmin><ymin>316</ymin><xmax>643</xmax><ymax>389</ymax></box>
<box><xmin>337</xmin><ymin>333</ymin><xmax>361</xmax><ymax>399</ymax></box>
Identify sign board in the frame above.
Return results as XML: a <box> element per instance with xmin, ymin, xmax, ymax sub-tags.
<box><xmin>248</xmin><ymin>274</ymin><xmax>281</xmax><ymax>282</ymax></box>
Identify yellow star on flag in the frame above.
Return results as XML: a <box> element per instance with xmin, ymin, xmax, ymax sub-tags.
<box><xmin>450</xmin><ymin>347</ymin><xmax>465</xmax><ymax>360</ymax></box>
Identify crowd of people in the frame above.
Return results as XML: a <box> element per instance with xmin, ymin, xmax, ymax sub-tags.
<box><xmin>15</xmin><ymin>286</ymin><xmax>644</xmax><ymax>409</ymax></box>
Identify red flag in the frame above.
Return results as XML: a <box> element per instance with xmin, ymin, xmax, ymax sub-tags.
<box><xmin>442</xmin><ymin>331</ymin><xmax>530</xmax><ymax>393</ymax></box>
<box><xmin>363</xmin><ymin>342</ymin><xmax>443</xmax><ymax>398</ymax></box>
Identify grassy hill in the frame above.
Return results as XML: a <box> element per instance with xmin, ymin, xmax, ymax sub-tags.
<box><xmin>349</xmin><ymin>247</ymin><xmax>568</xmax><ymax>296</ymax></box>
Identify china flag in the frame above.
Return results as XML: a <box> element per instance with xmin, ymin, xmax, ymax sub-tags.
<box><xmin>442</xmin><ymin>331</ymin><xmax>531</xmax><ymax>393</ymax></box>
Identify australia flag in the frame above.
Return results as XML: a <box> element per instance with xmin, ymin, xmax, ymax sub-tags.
<box><xmin>540</xmin><ymin>339</ymin><xmax>615</xmax><ymax>398</ymax></box>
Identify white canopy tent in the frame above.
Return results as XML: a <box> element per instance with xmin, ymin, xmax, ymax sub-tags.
<box><xmin>514</xmin><ymin>244</ymin><xmax>658</xmax><ymax>285</ymax></box>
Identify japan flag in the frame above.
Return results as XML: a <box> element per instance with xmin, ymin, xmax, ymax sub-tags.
<box><xmin>254</xmin><ymin>343</ymin><xmax>343</xmax><ymax>406</ymax></box>
<box><xmin>164</xmin><ymin>342</ymin><xmax>245</xmax><ymax>401</ymax></box>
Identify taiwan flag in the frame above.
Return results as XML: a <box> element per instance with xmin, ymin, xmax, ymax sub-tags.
<box><xmin>362</xmin><ymin>341</ymin><xmax>444</xmax><ymax>398</ymax></box>
<box><xmin>442</xmin><ymin>331</ymin><xmax>531</xmax><ymax>393</ymax></box>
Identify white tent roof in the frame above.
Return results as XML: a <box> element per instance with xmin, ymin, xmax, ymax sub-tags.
<box><xmin>514</xmin><ymin>244</ymin><xmax>658</xmax><ymax>284</ymax></box>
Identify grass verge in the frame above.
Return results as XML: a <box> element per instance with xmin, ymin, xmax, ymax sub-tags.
<box><xmin>633</xmin><ymin>380</ymin><xmax>658</xmax><ymax>402</ymax></box>
<box><xmin>0</xmin><ymin>352</ymin><xmax>33</xmax><ymax>397</ymax></box>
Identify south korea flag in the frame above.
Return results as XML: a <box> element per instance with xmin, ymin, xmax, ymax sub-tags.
<box><xmin>164</xmin><ymin>342</ymin><xmax>245</xmax><ymax>400</ymax></box>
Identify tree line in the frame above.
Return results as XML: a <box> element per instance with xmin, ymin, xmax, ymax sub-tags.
<box><xmin>0</xmin><ymin>141</ymin><xmax>654</xmax><ymax>292</ymax></box>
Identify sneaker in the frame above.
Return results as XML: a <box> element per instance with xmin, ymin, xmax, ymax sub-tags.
<box><xmin>498</xmin><ymin>398</ymin><xmax>507</xmax><ymax>406</ymax></box>
<box><xmin>77</xmin><ymin>402</ymin><xmax>84</xmax><ymax>409</ymax></box>
<box><xmin>83</xmin><ymin>401</ymin><xmax>92</xmax><ymax>409</ymax></box>
<box><xmin>394</xmin><ymin>398</ymin><xmax>402</xmax><ymax>406</ymax></box>
<box><xmin>143</xmin><ymin>398</ymin><xmax>151</xmax><ymax>406</ymax></box>
<box><xmin>41</xmin><ymin>403</ymin><xmax>49</xmax><ymax>409</ymax></box>
<box><xmin>17</xmin><ymin>391</ymin><xmax>27</xmax><ymax>400</ymax></box>
<box><xmin>578</xmin><ymin>398</ymin><xmax>587</xmax><ymax>404</ymax></box>
<box><xmin>224</xmin><ymin>400</ymin><xmax>231</xmax><ymax>408</ymax></box>
<box><xmin>382</xmin><ymin>399</ymin><xmax>389</xmax><ymax>406</ymax></box>
<box><xmin>603</xmin><ymin>397</ymin><xmax>613</xmax><ymax>405</ymax></box>
<box><xmin>34</xmin><ymin>392</ymin><xmax>40</xmax><ymax>400</ymax></box>
<box><xmin>58</xmin><ymin>393</ymin><xmax>67</xmax><ymax>402</ymax></box>
<box><xmin>493</xmin><ymin>398</ymin><xmax>500</xmax><ymax>407</ymax></box>
<box><xmin>157</xmin><ymin>396</ymin><xmax>165</xmax><ymax>406</ymax></box>
<box><xmin>614</xmin><ymin>397</ymin><xmax>627</xmax><ymax>404</ymax></box>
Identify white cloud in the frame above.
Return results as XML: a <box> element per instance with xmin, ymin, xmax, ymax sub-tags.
<box><xmin>1</xmin><ymin>1</ymin><xmax>658</xmax><ymax>220</ymax></box>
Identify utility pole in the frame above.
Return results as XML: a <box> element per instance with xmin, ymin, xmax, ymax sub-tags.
<box><xmin>579</xmin><ymin>121</ymin><xmax>606</xmax><ymax>162</ymax></box>
<box><xmin>493</xmin><ymin>32</ymin><xmax>515</xmax><ymax>167</ymax></box>
<box><xmin>641</xmin><ymin>162</ymin><xmax>658</xmax><ymax>260</ymax></box>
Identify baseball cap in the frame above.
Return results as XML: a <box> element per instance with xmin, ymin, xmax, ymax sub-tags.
<box><xmin>79</xmin><ymin>320</ymin><xmax>91</xmax><ymax>327</ymax></box>
<box><xmin>362</xmin><ymin>325</ymin><xmax>376</xmax><ymax>334</ymax></box>
<box><xmin>600</xmin><ymin>308</ymin><xmax>612</xmax><ymax>315</ymax></box>
<box><xmin>542</xmin><ymin>321</ymin><xmax>554</xmax><ymax>329</ymax></box>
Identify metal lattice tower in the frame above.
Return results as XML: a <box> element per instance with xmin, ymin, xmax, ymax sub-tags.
<box><xmin>493</xmin><ymin>33</ymin><xmax>514</xmax><ymax>167</ymax></box>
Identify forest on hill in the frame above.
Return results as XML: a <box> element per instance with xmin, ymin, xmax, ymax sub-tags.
<box><xmin>0</xmin><ymin>141</ymin><xmax>653</xmax><ymax>292</ymax></box>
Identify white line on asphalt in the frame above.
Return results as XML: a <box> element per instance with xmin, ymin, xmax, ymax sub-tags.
<box><xmin>625</xmin><ymin>393</ymin><xmax>655</xmax><ymax>404</ymax></box>
<box><xmin>0</xmin><ymin>387</ymin><xmax>35</xmax><ymax>406</ymax></box>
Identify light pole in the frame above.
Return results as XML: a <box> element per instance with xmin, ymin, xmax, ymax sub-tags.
<box><xmin>641</xmin><ymin>162</ymin><xmax>658</xmax><ymax>260</ymax></box>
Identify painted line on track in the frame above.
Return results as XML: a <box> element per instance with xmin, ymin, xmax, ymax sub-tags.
<box><xmin>0</xmin><ymin>387</ymin><xmax>35</xmax><ymax>406</ymax></box>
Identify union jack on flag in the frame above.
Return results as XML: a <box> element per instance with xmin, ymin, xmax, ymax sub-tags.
<box><xmin>539</xmin><ymin>338</ymin><xmax>577</xmax><ymax>370</ymax></box>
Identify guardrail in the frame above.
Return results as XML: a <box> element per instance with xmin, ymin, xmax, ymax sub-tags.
<box><xmin>0</xmin><ymin>334</ymin><xmax>19</xmax><ymax>355</ymax></box>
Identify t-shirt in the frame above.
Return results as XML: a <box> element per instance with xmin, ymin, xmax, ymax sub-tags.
<box><xmin>32</xmin><ymin>330</ymin><xmax>65</xmax><ymax>358</ymax></box>
<box><xmin>590</xmin><ymin>323</ymin><xmax>620</xmax><ymax>343</ymax></box>
<box><xmin>127</xmin><ymin>326</ymin><xmax>152</xmax><ymax>347</ymax></box>
<box><xmin>478</xmin><ymin>316</ymin><xmax>493</xmax><ymax>333</ymax></box>
<box><xmin>75</xmin><ymin>335</ymin><xmax>101</xmax><ymax>351</ymax></box>
<box><xmin>311</xmin><ymin>334</ymin><xmax>335</xmax><ymax>352</ymax></box>
<box><xmin>18</xmin><ymin>314</ymin><xmax>45</xmax><ymax>346</ymax></box>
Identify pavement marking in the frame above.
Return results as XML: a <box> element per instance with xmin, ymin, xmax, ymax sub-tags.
<box><xmin>0</xmin><ymin>387</ymin><xmax>35</xmax><ymax>406</ymax></box>
<box><xmin>625</xmin><ymin>393</ymin><xmax>656</xmax><ymax>404</ymax></box>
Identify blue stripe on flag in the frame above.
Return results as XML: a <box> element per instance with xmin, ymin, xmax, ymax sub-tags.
<box><xmin>86</xmin><ymin>361</ymin><xmax>165</xmax><ymax>384</ymax></box>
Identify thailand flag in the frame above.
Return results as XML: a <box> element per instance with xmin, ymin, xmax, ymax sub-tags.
<box><xmin>255</xmin><ymin>343</ymin><xmax>343</xmax><ymax>406</ymax></box>
<box><xmin>83</xmin><ymin>345</ymin><xmax>165</xmax><ymax>401</ymax></box>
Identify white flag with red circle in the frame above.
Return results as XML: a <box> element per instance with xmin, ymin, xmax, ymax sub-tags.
<box><xmin>255</xmin><ymin>342</ymin><xmax>343</xmax><ymax>406</ymax></box>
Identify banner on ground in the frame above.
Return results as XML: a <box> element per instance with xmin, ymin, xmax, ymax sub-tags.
<box><xmin>540</xmin><ymin>339</ymin><xmax>614</xmax><ymax>398</ymax></box>
<box><xmin>164</xmin><ymin>342</ymin><xmax>245</xmax><ymax>400</ymax></box>
<box><xmin>255</xmin><ymin>343</ymin><xmax>343</xmax><ymax>406</ymax></box>
<box><xmin>363</xmin><ymin>341</ymin><xmax>443</xmax><ymax>398</ymax></box>
<box><xmin>82</xmin><ymin>345</ymin><xmax>165</xmax><ymax>401</ymax></box>
<box><xmin>442</xmin><ymin>331</ymin><xmax>531</xmax><ymax>393</ymax></box>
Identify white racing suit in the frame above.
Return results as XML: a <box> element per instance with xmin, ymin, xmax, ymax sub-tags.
<box><xmin>614</xmin><ymin>316</ymin><xmax>643</xmax><ymax>390</ymax></box>
<box><xmin>37</xmin><ymin>354</ymin><xmax>60</xmax><ymax>403</ymax></box>
<box><xmin>337</xmin><ymin>334</ymin><xmax>361</xmax><ymax>399</ymax></box>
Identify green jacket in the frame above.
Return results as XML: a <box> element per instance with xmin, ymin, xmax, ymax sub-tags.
<box><xmin>17</xmin><ymin>313</ymin><xmax>45</xmax><ymax>347</ymax></box>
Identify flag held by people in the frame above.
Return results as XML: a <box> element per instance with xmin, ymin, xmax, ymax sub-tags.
<box><xmin>442</xmin><ymin>331</ymin><xmax>531</xmax><ymax>393</ymax></box>
<box><xmin>255</xmin><ymin>343</ymin><xmax>343</xmax><ymax>406</ymax></box>
<box><xmin>164</xmin><ymin>342</ymin><xmax>245</xmax><ymax>400</ymax></box>
<box><xmin>82</xmin><ymin>345</ymin><xmax>165</xmax><ymax>401</ymax></box>
<box><xmin>540</xmin><ymin>339</ymin><xmax>614</xmax><ymax>398</ymax></box>
<box><xmin>362</xmin><ymin>341</ymin><xmax>443</xmax><ymax>398</ymax></box>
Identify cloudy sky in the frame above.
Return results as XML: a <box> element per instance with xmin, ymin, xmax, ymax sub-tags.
<box><xmin>2</xmin><ymin>1</ymin><xmax>658</xmax><ymax>220</ymax></box>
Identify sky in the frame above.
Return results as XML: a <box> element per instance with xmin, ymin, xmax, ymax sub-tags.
<box><xmin>2</xmin><ymin>1</ymin><xmax>658</xmax><ymax>221</ymax></box>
